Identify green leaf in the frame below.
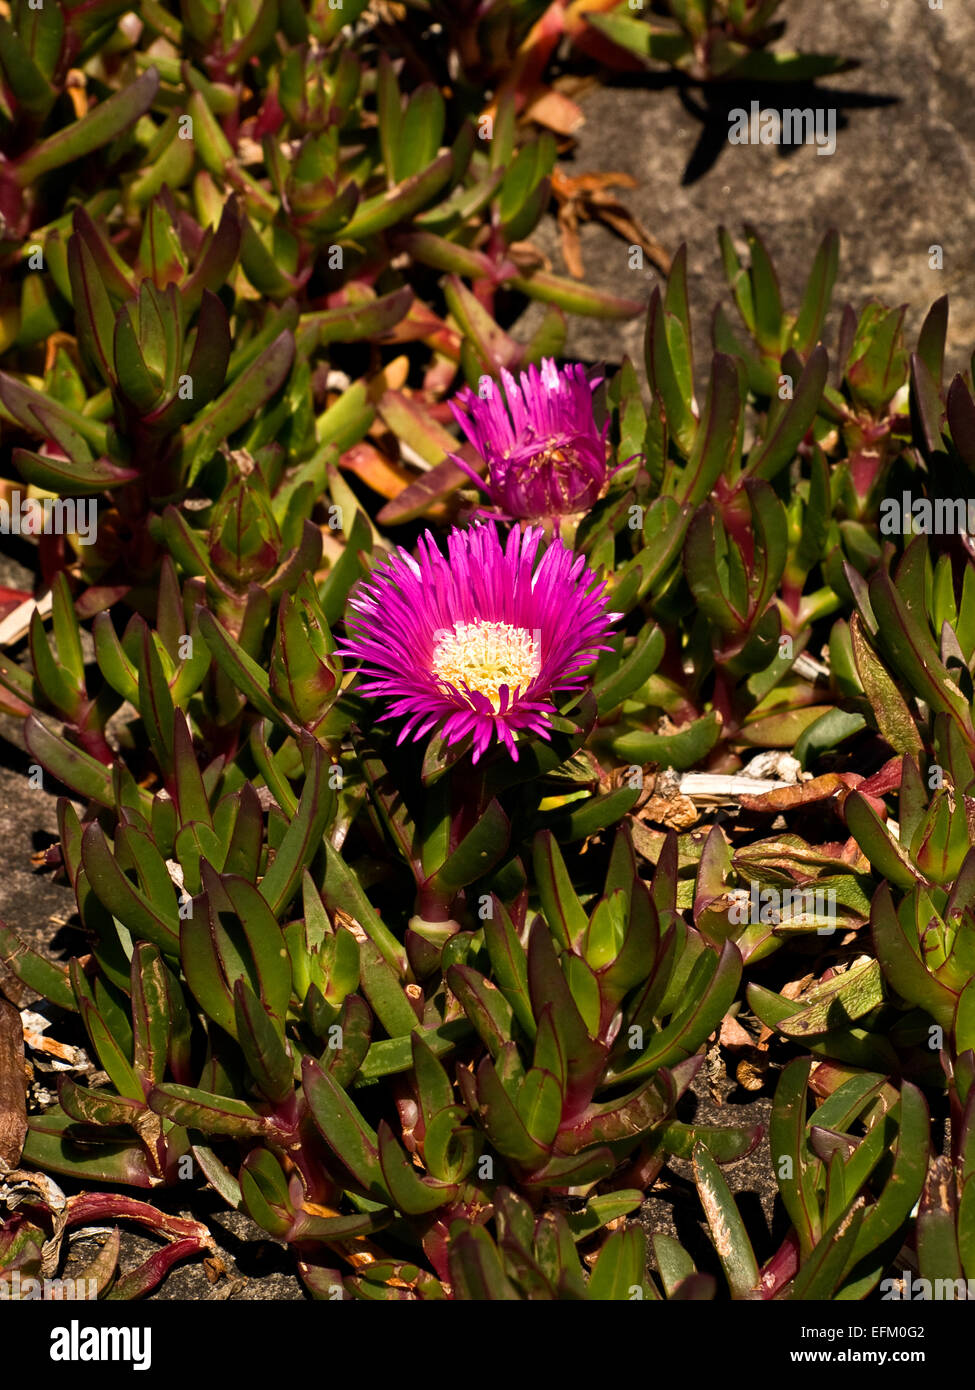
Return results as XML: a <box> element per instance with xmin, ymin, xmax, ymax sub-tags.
<box><xmin>515</xmin><ymin>1068</ymin><xmax>562</xmax><ymax>1148</ymax></box>
<box><xmin>683</xmin><ymin>504</ymin><xmax>742</xmax><ymax>634</ymax></box>
<box><xmin>148</xmin><ymin>1084</ymin><xmax>273</xmax><ymax>1138</ymax></box>
<box><xmin>321</xmin><ymin>841</ymin><xmax>407</xmax><ymax>976</ymax></box>
<box><xmin>776</xmin><ymin>958</ymin><xmax>885</xmax><ymax>1038</ymax></box>
<box><xmin>23</xmin><ymin>1111</ymin><xmax>155</xmax><ymax>1188</ymax></box>
<box><xmin>533</xmin><ymin>830</ymin><xmax>588</xmax><ymax>950</ymax></box>
<box><xmin>653</xmin><ymin>1233</ymin><xmax>697</xmax><ymax>1298</ymax></box>
<box><xmin>196</xmin><ymin>606</ymin><xmax>296</xmax><ymax>731</ymax></box>
<box><xmin>320</xmin><ymin>993</ymin><xmax>372</xmax><ymax>1087</ymax></box>
<box><xmin>645</xmin><ymin>288</ymin><xmax>696</xmax><ymax>456</ymax></box>
<box><xmin>184</xmin><ymin>330</ymin><xmax>295</xmax><ymax>475</ymax></box>
<box><xmin>870</xmin><ymin>567</ymin><xmax>974</xmax><ymax>746</ymax></box>
<box><xmin>0</xmin><ymin>921</ymin><xmax>75</xmax><ymax>1011</ymax></box>
<box><xmin>611</xmin><ymin>711</ymin><xmax>722</xmax><ymax>770</ymax></box>
<box><xmin>355</xmin><ymin>1020</ymin><xmax>471</xmax><ymax>1084</ymax></box>
<box><xmin>73</xmin><ymin>972</ymin><xmax>141</xmax><ymax>1102</ymax></box>
<box><xmin>129</xmin><ymin>944</ymin><xmax>171</xmax><ymax>1088</ymax></box>
<box><xmin>652</xmin><ymin>1118</ymin><xmax>763</xmax><ymax>1164</ymax></box>
<box><xmin>180</xmin><ymin>907</ymin><xmax>236</xmax><ymax>1037</ymax></box>
<box><xmin>397</xmin><ymin>85</ymin><xmax>446</xmax><ymax>181</ymax></box>
<box><xmin>429</xmin><ymin>800</ymin><xmax>509</xmax><ymax>893</ymax></box>
<box><xmin>233</xmin><ymin>980</ymin><xmax>294</xmax><ymax>1104</ymax></box>
<box><xmin>527</xmin><ymin>923</ymin><xmax>605</xmax><ymax>1088</ymax></box>
<box><xmin>302</xmin><ymin>1057</ymin><xmax>386</xmax><ymax>1196</ymax></box>
<box><xmin>506</xmin><ymin>270</ymin><xmax>644</xmax><ymax>323</ymax></box>
<box><xmin>791</xmin><ymin>1202</ymin><xmax>866</xmax><ymax>1300</ymax></box>
<box><xmin>0</xmin><ymin>16</ymin><xmax>55</xmax><ymax>117</ymax></box>
<box><xmin>258</xmin><ymin>741</ymin><xmax>334</xmax><ymax>917</ymax></box>
<box><xmin>693</xmin><ymin>1144</ymin><xmax>760</xmax><ymax>1299</ymax></box>
<box><xmin>12</xmin><ymin>447</ymin><xmax>137</xmax><ymax>495</ymax></box>
<box><xmin>850</xmin><ymin>614</ymin><xmax>923</xmax><ymax>757</ymax></box>
<box><xmin>81</xmin><ymin>823</ymin><xmax>180</xmax><ymax>954</ymax></box>
<box><xmin>910</xmin><ymin>352</ymin><xmax>945</xmax><ymax>458</ymax></box>
<box><xmin>916</xmin><ymin>295</ymin><xmax>948</xmax><ymax>388</ymax></box>
<box><xmin>594</xmin><ymin>626</ymin><xmax>665</xmax><ymax>715</ymax></box>
<box><xmin>558</xmin><ymin>1075</ymin><xmax>673</xmax><ymax>1155</ymax></box>
<box><xmin>483</xmin><ymin>900</ymin><xmax>535</xmax><ymax>1037</ymax></box>
<box><xmin>845</xmin><ymin>793</ymin><xmax>922</xmax><ymax>893</ymax></box>
<box><xmin>474</xmin><ymin>1054</ymin><xmax>549</xmax><ymax>1167</ymax></box>
<box><xmin>297</xmin><ymin>287</ymin><xmax>413</xmax><ymax>354</ymax></box>
<box><xmin>957</xmin><ymin>1175</ymin><xmax>975</xmax><ymax>1280</ymax></box>
<box><xmin>792</xmin><ymin>229</ymin><xmax>840</xmax><ymax>356</ymax></box>
<box><xmin>676</xmin><ymin>353</ymin><xmax>742</xmax><ymax>504</ymax></box>
<box><xmin>566</xmin><ymin>1192</ymin><xmax>642</xmax><ymax>1244</ymax></box>
<box><xmin>745</xmin><ymin>479</ymin><xmax>788</xmax><ymax>617</ymax></box>
<box><xmin>540</xmin><ymin>787</ymin><xmax>641</xmax><ymax>842</ymax></box>
<box><xmin>447</xmin><ymin>965</ymin><xmax>516</xmax><ymax>1060</ymax></box>
<box><xmin>212</xmin><ymin>870</ymin><xmax>292</xmax><ymax>1022</ymax></box>
<box><xmin>448</xmin><ymin>1227</ymin><xmax>518</xmax><ymax>1300</ymax></box>
<box><xmin>57</xmin><ymin>1076</ymin><xmax>145</xmax><ymax>1130</ymax></box>
<box><xmin>587</xmin><ymin>1227</ymin><xmax>646</xmax><ymax>1301</ymax></box>
<box><xmin>746</xmin><ymin>346</ymin><xmax>829</xmax><ymax>481</ymax></box>
<box><xmin>359</xmin><ymin>938</ymin><xmax>420</xmax><ymax>1039</ymax></box>
<box><xmin>742</xmin><ymin>224</ymin><xmax>783</xmax><ymax>354</ymax></box>
<box><xmin>917</xmin><ymin>1157</ymin><xmax>963</xmax><ymax>1286</ymax></box>
<box><xmin>14</xmin><ymin>68</ymin><xmax>160</xmax><ymax>183</ymax></box>
<box><xmin>769</xmin><ymin>1058</ymin><xmax>820</xmax><ymax>1255</ymax></box>
<box><xmin>846</xmin><ymin>1083</ymin><xmax>931</xmax><ymax>1274</ymax></box>
<box><xmin>342</xmin><ymin>150</ymin><xmax>454</xmax><ymax>240</ymax></box>
<box><xmin>610</xmin><ymin>941</ymin><xmax>742</xmax><ymax>1085</ymax></box>
<box><xmin>137</xmin><ymin>624</ymin><xmax>175</xmax><ymax>774</ymax></box>
<box><xmin>377</xmin><ymin>1121</ymin><xmax>455</xmax><ymax>1215</ymax></box>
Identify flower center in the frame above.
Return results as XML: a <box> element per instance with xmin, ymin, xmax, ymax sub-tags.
<box><xmin>432</xmin><ymin>621</ymin><xmax>541</xmax><ymax>710</ymax></box>
<box><xmin>503</xmin><ymin>440</ymin><xmax>602</xmax><ymax>513</ymax></box>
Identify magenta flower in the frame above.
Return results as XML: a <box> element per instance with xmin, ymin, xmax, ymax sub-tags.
<box><xmin>448</xmin><ymin>358</ymin><xmax>609</xmax><ymax>520</ymax></box>
<box><xmin>340</xmin><ymin>523</ymin><xmax>618</xmax><ymax>762</ymax></box>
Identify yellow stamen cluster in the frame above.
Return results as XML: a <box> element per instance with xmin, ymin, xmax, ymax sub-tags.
<box><xmin>432</xmin><ymin>621</ymin><xmax>541</xmax><ymax>709</ymax></box>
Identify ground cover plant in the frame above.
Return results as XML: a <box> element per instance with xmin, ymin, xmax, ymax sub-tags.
<box><xmin>0</xmin><ymin>0</ymin><xmax>973</xmax><ymax>1304</ymax></box>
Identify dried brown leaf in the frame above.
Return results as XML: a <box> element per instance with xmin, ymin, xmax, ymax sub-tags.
<box><xmin>0</xmin><ymin>999</ymin><xmax>27</xmax><ymax>1169</ymax></box>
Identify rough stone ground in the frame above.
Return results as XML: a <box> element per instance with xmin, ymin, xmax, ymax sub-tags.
<box><xmin>2</xmin><ymin>0</ymin><xmax>970</xmax><ymax>1299</ymax></box>
<box><xmin>522</xmin><ymin>0</ymin><xmax>975</xmax><ymax>378</ymax></box>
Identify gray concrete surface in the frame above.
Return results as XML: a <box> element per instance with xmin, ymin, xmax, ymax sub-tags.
<box><xmin>526</xmin><ymin>0</ymin><xmax>975</xmax><ymax>379</ymax></box>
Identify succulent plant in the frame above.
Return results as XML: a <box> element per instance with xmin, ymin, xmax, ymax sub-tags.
<box><xmin>2</xmin><ymin>0</ymin><xmax>975</xmax><ymax>1305</ymax></box>
<box><xmin>588</xmin><ymin>0</ymin><xmax>851</xmax><ymax>84</ymax></box>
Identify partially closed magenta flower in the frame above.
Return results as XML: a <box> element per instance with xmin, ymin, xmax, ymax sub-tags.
<box><xmin>340</xmin><ymin>523</ymin><xmax>618</xmax><ymax>761</ymax></box>
<box><xmin>448</xmin><ymin>358</ymin><xmax>609</xmax><ymax>521</ymax></box>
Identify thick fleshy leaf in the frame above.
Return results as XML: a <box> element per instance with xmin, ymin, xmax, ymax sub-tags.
<box><xmin>23</xmin><ymin>1111</ymin><xmax>156</xmax><ymax>1188</ymax></box>
<box><xmin>586</xmin><ymin>1227</ymin><xmax>647</xmax><ymax>1301</ymax></box>
<box><xmin>850</xmin><ymin>613</ymin><xmax>923</xmax><ymax>758</ymax></box>
<box><xmin>791</xmin><ymin>1202</ymin><xmax>866</xmax><ymax>1300</ymax></box>
<box><xmin>14</xmin><ymin>68</ymin><xmax>160</xmax><ymax>184</ymax></box>
<box><xmin>693</xmin><ymin>1144</ymin><xmax>760</xmax><ymax>1300</ymax></box>
<box><xmin>608</xmin><ymin>941</ymin><xmax>742</xmax><ymax>1085</ymax></box>
<box><xmin>303</xmin><ymin>1057</ymin><xmax>387</xmax><ymax>1197</ymax></box>
<box><xmin>533</xmin><ymin>830</ymin><xmax>588</xmax><ymax>950</ymax></box>
<box><xmin>0</xmin><ymin>920</ymin><xmax>74</xmax><ymax>1011</ymax></box>
<box><xmin>429</xmin><ymin>800</ymin><xmax>509</xmax><ymax>893</ymax></box>
<box><xmin>148</xmin><ymin>1084</ymin><xmax>274</xmax><ymax>1138</ymax></box>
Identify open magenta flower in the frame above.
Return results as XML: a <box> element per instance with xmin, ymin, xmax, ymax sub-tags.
<box><xmin>448</xmin><ymin>358</ymin><xmax>609</xmax><ymax>520</ymax></box>
<box><xmin>340</xmin><ymin>523</ymin><xmax>618</xmax><ymax>761</ymax></box>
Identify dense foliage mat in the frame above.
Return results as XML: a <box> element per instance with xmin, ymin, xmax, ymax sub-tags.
<box><xmin>0</xmin><ymin>0</ymin><xmax>972</xmax><ymax>1303</ymax></box>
